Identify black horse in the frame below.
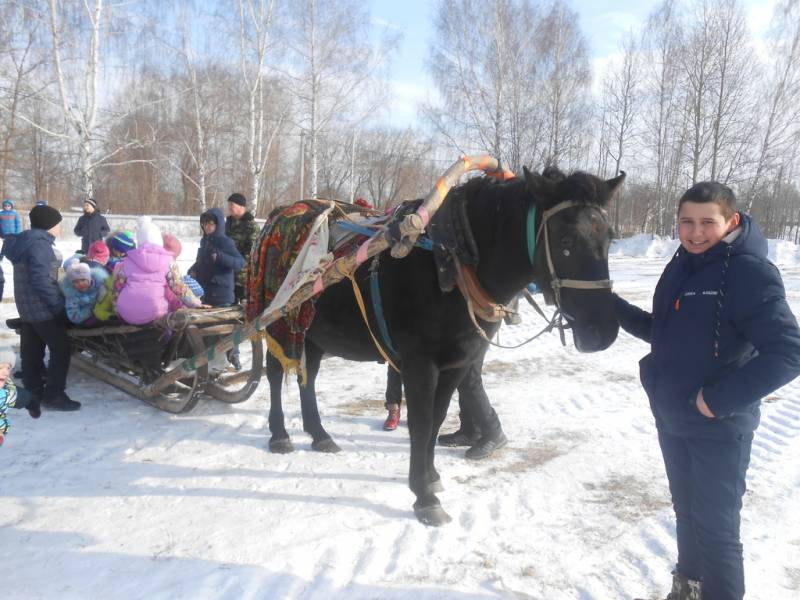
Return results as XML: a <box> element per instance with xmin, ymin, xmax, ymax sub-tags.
<box><xmin>264</xmin><ymin>166</ymin><xmax>624</xmax><ymax>525</ymax></box>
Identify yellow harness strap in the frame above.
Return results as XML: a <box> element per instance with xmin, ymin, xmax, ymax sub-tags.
<box><xmin>347</xmin><ymin>273</ymin><xmax>401</xmax><ymax>373</ymax></box>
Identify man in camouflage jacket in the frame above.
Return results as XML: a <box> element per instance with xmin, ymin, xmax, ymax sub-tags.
<box><xmin>224</xmin><ymin>192</ymin><xmax>260</xmax><ymax>303</ymax></box>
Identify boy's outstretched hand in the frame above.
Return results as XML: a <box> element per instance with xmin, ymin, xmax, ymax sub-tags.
<box><xmin>0</xmin><ymin>433</ymin><xmax>4</xmax><ymax>447</ymax></box>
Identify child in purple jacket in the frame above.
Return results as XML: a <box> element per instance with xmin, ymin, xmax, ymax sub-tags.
<box><xmin>114</xmin><ymin>218</ymin><xmax>201</xmax><ymax>325</ymax></box>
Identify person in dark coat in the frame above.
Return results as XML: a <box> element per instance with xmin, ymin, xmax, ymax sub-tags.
<box><xmin>2</xmin><ymin>204</ymin><xmax>79</xmax><ymax>414</ymax></box>
<box><xmin>384</xmin><ymin>355</ymin><xmax>507</xmax><ymax>460</ymax></box>
<box><xmin>224</xmin><ymin>193</ymin><xmax>259</xmax><ymax>303</ymax></box>
<box><xmin>189</xmin><ymin>207</ymin><xmax>245</xmax><ymax>307</ymax></box>
<box><xmin>615</xmin><ymin>182</ymin><xmax>800</xmax><ymax>600</ymax></box>
<box><xmin>73</xmin><ymin>198</ymin><xmax>110</xmax><ymax>254</ymax></box>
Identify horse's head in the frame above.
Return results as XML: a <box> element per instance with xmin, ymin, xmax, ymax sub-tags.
<box><xmin>523</xmin><ymin>166</ymin><xmax>624</xmax><ymax>353</ymax></box>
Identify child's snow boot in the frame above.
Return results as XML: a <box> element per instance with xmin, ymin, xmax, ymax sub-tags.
<box><xmin>383</xmin><ymin>405</ymin><xmax>400</xmax><ymax>430</ymax></box>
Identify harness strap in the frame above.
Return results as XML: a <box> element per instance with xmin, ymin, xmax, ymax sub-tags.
<box><xmin>453</xmin><ymin>256</ymin><xmax>512</xmax><ymax>323</ymax></box>
<box><xmin>347</xmin><ymin>272</ymin><xmax>400</xmax><ymax>373</ymax></box>
<box><xmin>369</xmin><ymin>256</ymin><xmax>399</xmax><ymax>359</ymax></box>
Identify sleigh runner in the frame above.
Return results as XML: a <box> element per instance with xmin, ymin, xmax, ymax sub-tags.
<box><xmin>8</xmin><ymin>305</ymin><xmax>263</xmax><ymax>414</ymax></box>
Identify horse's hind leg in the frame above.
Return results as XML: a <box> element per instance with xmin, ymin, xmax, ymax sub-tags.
<box><xmin>300</xmin><ymin>339</ymin><xmax>341</xmax><ymax>453</ymax></box>
<box><xmin>266</xmin><ymin>351</ymin><xmax>294</xmax><ymax>454</ymax></box>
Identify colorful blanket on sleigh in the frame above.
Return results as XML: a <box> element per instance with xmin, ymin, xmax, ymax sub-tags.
<box><xmin>246</xmin><ymin>199</ymin><xmax>378</xmax><ymax>381</ymax></box>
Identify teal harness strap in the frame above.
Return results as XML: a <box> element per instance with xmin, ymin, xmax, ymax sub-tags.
<box><xmin>369</xmin><ymin>257</ymin><xmax>399</xmax><ymax>361</ymax></box>
<box><xmin>526</xmin><ymin>201</ymin><xmax>537</xmax><ymax>266</ymax></box>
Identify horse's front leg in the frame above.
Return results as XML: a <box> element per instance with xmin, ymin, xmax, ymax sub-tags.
<box><xmin>299</xmin><ymin>339</ymin><xmax>340</xmax><ymax>453</ymax></box>
<box><xmin>403</xmin><ymin>357</ymin><xmax>453</xmax><ymax>526</ymax></box>
<box><xmin>426</xmin><ymin>366</ymin><xmax>466</xmax><ymax>494</ymax></box>
<box><xmin>266</xmin><ymin>350</ymin><xmax>294</xmax><ymax>453</ymax></box>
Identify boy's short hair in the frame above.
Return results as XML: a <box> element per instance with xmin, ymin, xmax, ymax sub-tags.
<box><xmin>679</xmin><ymin>181</ymin><xmax>737</xmax><ymax>219</ymax></box>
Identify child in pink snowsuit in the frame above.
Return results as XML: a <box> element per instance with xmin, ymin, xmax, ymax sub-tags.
<box><xmin>114</xmin><ymin>218</ymin><xmax>201</xmax><ymax>325</ymax></box>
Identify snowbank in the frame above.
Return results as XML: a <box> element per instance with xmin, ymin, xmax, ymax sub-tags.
<box><xmin>610</xmin><ymin>234</ymin><xmax>680</xmax><ymax>259</ymax></box>
<box><xmin>613</xmin><ymin>233</ymin><xmax>800</xmax><ymax>267</ymax></box>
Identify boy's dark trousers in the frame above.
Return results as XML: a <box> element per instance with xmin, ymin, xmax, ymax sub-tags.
<box><xmin>658</xmin><ymin>429</ymin><xmax>753</xmax><ymax>600</ymax></box>
<box><xmin>20</xmin><ymin>319</ymin><xmax>71</xmax><ymax>396</ymax></box>
<box><xmin>385</xmin><ymin>361</ymin><xmax>502</xmax><ymax>440</ymax></box>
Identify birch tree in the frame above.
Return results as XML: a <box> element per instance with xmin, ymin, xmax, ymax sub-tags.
<box><xmin>424</xmin><ymin>0</ymin><xmax>542</xmax><ymax>172</ymax></box>
<box><xmin>706</xmin><ymin>0</ymin><xmax>754</xmax><ymax>184</ymax></box>
<box><xmin>0</xmin><ymin>4</ymin><xmax>45</xmax><ymax>200</ymax></box>
<box><xmin>745</xmin><ymin>0</ymin><xmax>800</xmax><ymax>211</ymax></box>
<box><xmin>237</xmin><ymin>0</ymin><xmax>288</xmax><ymax>213</ymax></box>
<box><xmin>600</xmin><ymin>32</ymin><xmax>641</xmax><ymax>231</ymax></box>
<box><xmin>537</xmin><ymin>0</ymin><xmax>592</xmax><ymax>167</ymax></box>
<box><xmin>642</xmin><ymin>0</ymin><xmax>687</xmax><ymax>234</ymax></box>
<box><xmin>285</xmin><ymin>0</ymin><xmax>395</xmax><ymax>199</ymax></box>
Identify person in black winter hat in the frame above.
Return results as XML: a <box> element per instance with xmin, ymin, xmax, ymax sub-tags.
<box><xmin>2</xmin><ymin>204</ymin><xmax>78</xmax><ymax>413</ymax></box>
<box><xmin>224</xmin><ymin>193</ymin><xmax>258</xmax><ymax>370</ymax></box>
<box><xmin>616</xmin><ymin>182</ymin><xmax>800</xmax><ymax>600</ymax></box>
<box><xmin>74</xmin><ymin>198</ymin><xmax>109</xmax><ymax>254</ymax></box>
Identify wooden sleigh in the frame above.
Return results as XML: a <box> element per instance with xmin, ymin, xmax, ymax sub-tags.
<box><xmin>7</xmin><ymin>306</ymin><xmax>264</xmax><ymax>414</ymax></box>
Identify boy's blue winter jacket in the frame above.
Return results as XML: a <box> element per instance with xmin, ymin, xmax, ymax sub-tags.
<box><xmin>615</xmin><ymin>213</ymin><xmax>800</xmax><ymax>439</ymax></box>
<box><xmin>2</xmin><ymin>229</ymin><xmax>64</xmax><ymax>322</ymax></box>
<box><xmin>190</xmin><ymin>207</ymin><xmax>245</xmax><ymax>306</ymax></box>
<box><xmin>0</xmin><ymin>203</ymin><xmax>22</xmax><ymax>237</ymax></box>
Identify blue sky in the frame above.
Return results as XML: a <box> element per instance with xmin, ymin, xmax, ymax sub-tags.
<box><xmin>367</xmin><ymin>0</ymin><xmax>776</xmax><ymax>127</ymax></box>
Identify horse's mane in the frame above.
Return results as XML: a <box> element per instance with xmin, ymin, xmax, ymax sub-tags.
<box><xmin>557</xmin><ymin>170</ymin><xmax>611</xmax><ymax>207</ymax></box>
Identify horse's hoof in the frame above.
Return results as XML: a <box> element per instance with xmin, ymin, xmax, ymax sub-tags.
<box><xmin>414</xmin><ymin>504</ymin><xmax>452</xmax><ymax>526</ymax></box>
<box><xmin>311</xmin><ymin>438</ymin><xmax>342</xmax><ymax>453</ymax></box>
<box><xmin>269</xmin><ymin>437</ymin><xmax>295</xmax><ymax>454</ymax></box>
<box><xmin>429</xmin><ymin>477</ymin><xmax>444</xmax><ymax>494</ymax></box>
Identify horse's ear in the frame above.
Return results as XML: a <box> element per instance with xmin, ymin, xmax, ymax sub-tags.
<box><xmin>523</xmin><ymin>165</ymin><xmax>555</xmax><ymax>202</ymax></box>
<box><xmin>605</xmin><ymin>171</ymin><xmax>626</xmax><ymax>199</ymax></box>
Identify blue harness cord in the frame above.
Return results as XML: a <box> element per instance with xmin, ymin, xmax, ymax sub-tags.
<box><xmin>369</xmin><ymin>256</ymin><xmax>399</xmax><ymax>362</ymax></box>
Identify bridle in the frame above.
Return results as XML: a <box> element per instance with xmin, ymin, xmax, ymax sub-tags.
<box><xmin>460</xmin><ymin>197</ymin><xmax>613</xmax><ymax>349</ymax></box>
<box><xmin>535</xmin><ymin>199</ymin><xmax>614</xmax><ymax>310</ymax></box>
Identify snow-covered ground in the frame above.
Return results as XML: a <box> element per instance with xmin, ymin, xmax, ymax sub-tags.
<box><xmin>1</xmin><ymin>234</ymin><xmax>799</xmax><ymax>600</ymax></box>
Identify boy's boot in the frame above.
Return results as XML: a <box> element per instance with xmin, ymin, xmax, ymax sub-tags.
<box><xmin>26</xmin><ymin>388</ymin><xmax>42</xmax><ymax>419</ymax></box>
<box><xmin>438</xmin><ymin>428</ymin><xmax>481</xmax><ymax>447</ymax></box>
<box><xmin>383</xmin><ymin>404</ymin><xmax>400</xmax><ymax>431</ymax></box>
<box><xmin>465</xmin><ymin>431</ymin><xmax>508</xmax><ymax>460</ymax></box>
<box><xmin>42</xmin><ymin>390</ymin><xmax>81</xmax><ymax>411</ymax></box>
<box><xmin>636</xmin><ymin>571</ymin><xmax>703</xmax><ymax>600</ymax></box>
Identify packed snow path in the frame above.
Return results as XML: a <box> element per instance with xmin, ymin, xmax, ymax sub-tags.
<box><xmin>1</xmin><ymin>238</ymin><xmax>798</xmax><ymax>599</ymax></box>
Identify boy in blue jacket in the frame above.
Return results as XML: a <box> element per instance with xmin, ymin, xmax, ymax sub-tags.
<box><xmin>0</xmin><ymin>199</ymin><xmax>22</xmax><ymax>238</ymax></box>
<box><xmin>2</xmin><ymin>205</ymin><xmax>79</xmax><ymax>414</ymax></box>
<box><xmin>189</xmin><ymin>207</ymin><xmax>245</xmax><ymax>307</ymax></box>
<box><xmin>189</xmin><ymin>208</ymin><xmax>244</xmax><ymax>371</ymax></box>
<box><xmin>616</xmin><ymin>182</ymin><xmax>800</xmax><ymax>600</ymax></box>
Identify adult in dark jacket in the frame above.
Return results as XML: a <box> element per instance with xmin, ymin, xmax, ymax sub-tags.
<box><xmin>224</xmin><ymin>193</ymin><xmax>260</xmax><ymax>303</ymax></box>
<box><xmin>190</xmin><ymin>207</ymin><xmax>245</xmax><ymax>307</ymax></box>
<box><xmin>2</xmin><ymin>204</ymin><xmax>79</xmax><ymax>414</ymax></box>
<box><xmin>615</xmin><ymin>182</ymin><xmax>800</xmax><ymax>600</ymax></box>
<box><xmin>73</xmin><ymin>198</ymin><xmax>110</xmax><ymax>254</ymax></box>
